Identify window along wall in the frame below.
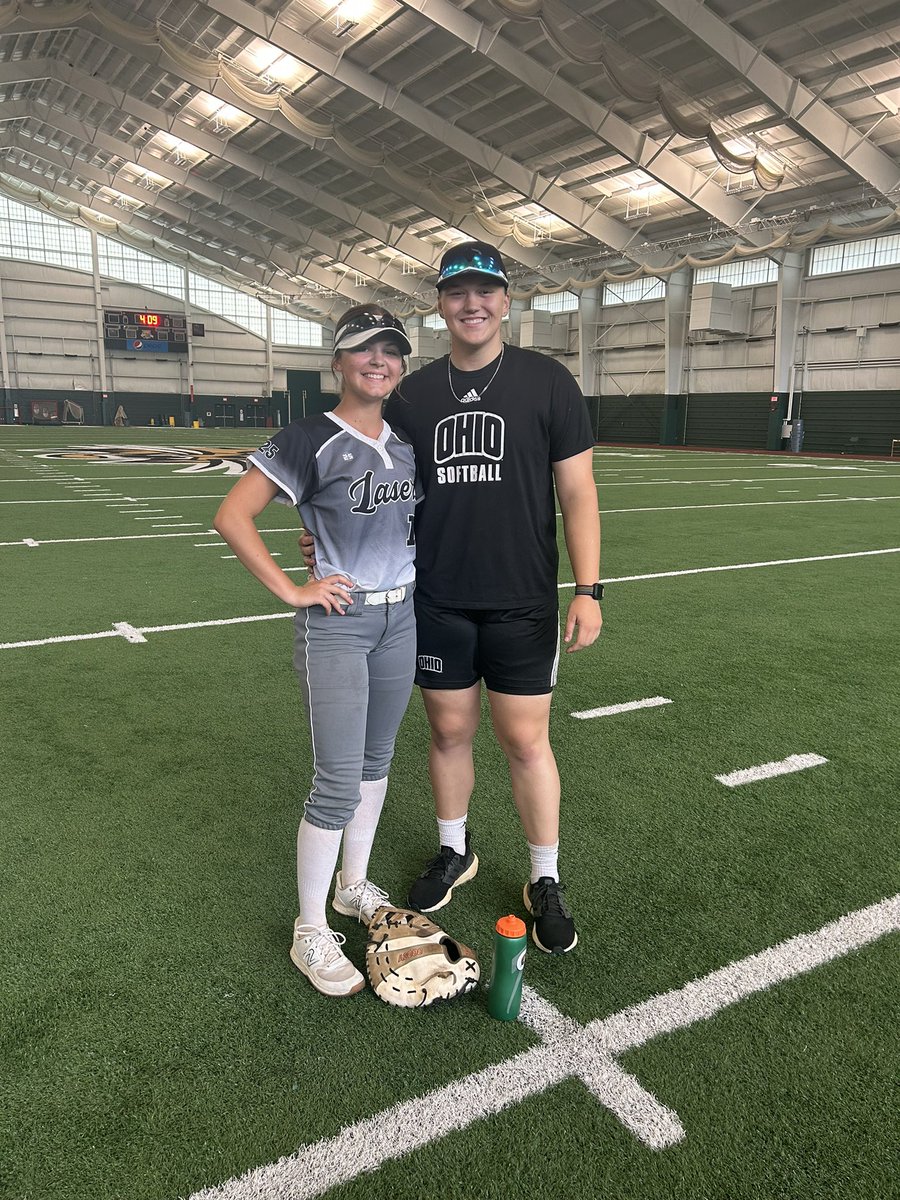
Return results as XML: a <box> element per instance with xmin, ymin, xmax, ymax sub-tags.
<box><xmin>0</xmin><ymin>194</ymin><xmax>322</xmax><ymax>348</ymax></box>
<box><xmin>810</xmin><ymin>233</ymin><xmax>900</xmax><ymax>277</ymax></box>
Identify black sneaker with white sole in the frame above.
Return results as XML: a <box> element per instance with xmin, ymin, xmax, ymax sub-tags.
<box><xmin>407</xmin><ymin>833</ymin><xmax>479</xmax><ymax>913</ymax></box>
<box><xmin>523</xmin><ymin>877</ymin><xmax>578</xmax><ymax>954</ymax></box>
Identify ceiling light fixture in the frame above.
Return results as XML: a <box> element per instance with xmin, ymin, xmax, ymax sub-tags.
<box><xmin>333</xmin><ymin>0</ymin><xmax>371</xmax><ymax>36</ymax></box>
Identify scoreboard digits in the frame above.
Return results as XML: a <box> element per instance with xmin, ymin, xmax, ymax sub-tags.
<box><xmin>103</xmin><ymin>309</ymin><xmax>189</xmax><ymax>353</ymax></box>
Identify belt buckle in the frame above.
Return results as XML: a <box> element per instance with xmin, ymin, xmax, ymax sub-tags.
<box><xmin>385</xmin><ymin>587</ymin><xmax>404</xmax><ymax>604</ymax></box>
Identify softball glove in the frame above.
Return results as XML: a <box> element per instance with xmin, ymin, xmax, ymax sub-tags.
<box><xmin>365</xmin><ymin>906</ymin><xmax>480</xmax><ymax>1007</ymax></box>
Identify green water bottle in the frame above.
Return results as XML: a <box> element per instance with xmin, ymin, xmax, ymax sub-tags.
<box><xmin>487</xmin><ymin>914</ymin><xmax>527</xmax><ymax>1021</ymax></box>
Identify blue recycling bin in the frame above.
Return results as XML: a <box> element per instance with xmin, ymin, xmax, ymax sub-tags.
<box><xmin>789</xmin><ymin>418</ymin><xmax>805</xmax><ymax>453</ymax></box>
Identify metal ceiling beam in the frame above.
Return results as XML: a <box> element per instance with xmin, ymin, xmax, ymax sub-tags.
<box><xmin>395</xmin><ymin>0</ymin><xmax>770</xmax><ymax>245</ymax></box>
<box><xmin>195</xmin><ymin>0</ymin><xmax>656</xmax><ymax>265</ymax></box>
<box><xmin>65</xmin><ymin>14</ymin><xmax>558</xmax><ymax>276</ymax></box>
<box><xmin>650</xmin><ymin>0</ymin><xmax>900</xmax><ymax>200</ymax></box>
<box><xmin>0</xmin><ymin>58</ymin><xmax>442</xmax><ymax>287</ymax></box>
<box><xmin>0</xmin><ymin>98</ymin><xmax>422</xmax><ymax>300</ymax></box>
<box><xmin>0</xmin><ymin>127</ymin><xmax>377</xmax><ymax>307</ymax></box>
<box><xmin>0</xmin><ymin>156</ymin><xmax>345</xmax><ymax>321</ymax></box>
<box><xmin>0</xmin><ymin>23</ymin><xmax>550</xmax><ymax>281</ymax></box>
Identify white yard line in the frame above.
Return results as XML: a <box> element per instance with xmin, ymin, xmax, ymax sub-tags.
<box><xmin>0</xmin><ymin>494</ymin><xmax>225</xmax><ymax>505</ymax></box>
<box><xmin>0</xmin><ymin>526</ymin><xmax>297</xmax><ymax>548</ymax></box>
<box><xmin>0</xmin><ymin>611</ymin><xmax>293</xmax><ymax>651</ymax></box>
<box><xmin>153</xmin><ymin>523</ymin><xmax>203</xmax><ymax>528</ymax></box>
<box><xmin>558</xmin><ymin>546</ymin><xmax>900</xmax><ymax>588</ymax></box>
<box><xmin>593</xmin><ymin>473</ymin><xmax>900</xmax><ymax>487</ymax></box>
<box><xmin>572</xmin><ymin>696</ymin><xmax>673</xmax><ymax>719</ymax></box>
<box><xmin>716</xmin><ymin>753</ymin><xmax>829</xmax><ymax>787</ymax></box>
<box><xmin>3</xmin><ymin>497</ymin><xmax>899</xmax><ymax>554</ymax></box>
<box><xmin>4</xmin><ymin>548</ymin><xmax>898</xmax><ymax>651</ymax></box>
<box><xmin>188</xmin><ymin>892</ymin><xmax>900</xmax><ymax>1200</ymax></box>
<box><xmin>0</xmin><ymin>473</ymin><xmax>234</xmax><ymax>482</ymax></box>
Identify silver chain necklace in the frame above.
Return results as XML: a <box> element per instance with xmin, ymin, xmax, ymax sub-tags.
<box><xmin>447</xmin><ymin>344</ymin><xmax>505</xmax><ymax>405</ymax></box>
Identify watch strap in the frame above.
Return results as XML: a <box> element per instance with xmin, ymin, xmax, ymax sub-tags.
<box><xmin>574</xmin><ymin>582</ymin><xmax>604</xmax><ymax>600</ymax></box>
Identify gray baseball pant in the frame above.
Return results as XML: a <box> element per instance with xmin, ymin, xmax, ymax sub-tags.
<box><xmin>293</xmin><ymin>588</ymin><xmax>416</xmax><ymax>830</ymax></box>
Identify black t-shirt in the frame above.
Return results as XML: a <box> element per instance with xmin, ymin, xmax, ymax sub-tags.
<box><xmin>384</xmin><ymin>344</ymin><xmax>593</xmax><ymax>607</ymax></box>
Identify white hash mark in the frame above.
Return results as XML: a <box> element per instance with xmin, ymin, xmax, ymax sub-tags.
<box><xmin>187</xmin><ymin>893</ymin><xmax>900</xmax><ymax>1199</ymax></box>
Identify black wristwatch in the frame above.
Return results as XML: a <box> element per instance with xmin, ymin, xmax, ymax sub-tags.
<box><xmin>574</xmin><ymin>582</ymin><xmax>604</xmax><ymax>600</ymax></box>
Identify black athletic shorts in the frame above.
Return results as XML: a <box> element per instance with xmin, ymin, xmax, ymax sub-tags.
<box><xmin>413</xmin><ymin>596</ymin><xmax>560</xmax><ymax>695</ymax></box>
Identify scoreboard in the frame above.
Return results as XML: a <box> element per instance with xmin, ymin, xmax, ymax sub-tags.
<box><xmin>103</xmin><ymin>309</ymin><xmax>189</xmax><ymax>353</ymax></box>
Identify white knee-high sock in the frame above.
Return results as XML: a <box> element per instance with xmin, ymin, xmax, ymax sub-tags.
<box><xmin>437</xmin><ymin>814</ymin><xmax>468</xmax><ymax>855</ymax></box>
<box><xmin>340</xmin><ymin>776</ymin><xmax>388</xmax><ymax>885</ymax></box>
<box><xmin>528</xmin><ymin>840</ymin><xmax>559</xmax><ymax>883</ymax></box>
<box><xmin>296</xmin><ymin>818</ymin><xmax>342</xmax><ymax>927</ymax></box>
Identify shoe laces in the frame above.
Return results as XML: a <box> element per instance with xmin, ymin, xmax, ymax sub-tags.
<box><xmin>295</xmin><ymin>925</ymin><xmax>348</xmax><ymax>966</ymax></box>
<box><xmin>421</xmin><ymin>844</ymin><xmax>461</xmax><ymax>879</ymax></box>
<box><xmin>530</xmin><ymin>878</ymin><xmax>572</xmax><ymax>918</ymax></box>
<box><xmin>345</xmin><ymin>878</ymin><xmax>389</xmax><ymax>919</ymax></box>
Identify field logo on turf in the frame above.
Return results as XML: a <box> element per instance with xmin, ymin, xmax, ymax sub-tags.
<box><xmin>38</xmin><ymin>445</ymin><xmax>250</xmax><ymax>474</ymax></box>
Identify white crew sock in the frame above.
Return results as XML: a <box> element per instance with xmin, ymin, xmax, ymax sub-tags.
<box><xmin>296</xmin><ymin>818</ymin><xmax>343</xmax><ymax>928</ymax></box>
<box><xmin>437</xmin><ymin>814</ymin><xmax>468</xmax><ymax>855</ymax></box>
<box><xmin>528</xmin><ymin>840</ymin><xmax>560</xmax><ymax>884</ymax></box>
<box><xmin>340</xmin><ymin>776</ymin><xmax>388</xmax><ymax>885</ymax></box>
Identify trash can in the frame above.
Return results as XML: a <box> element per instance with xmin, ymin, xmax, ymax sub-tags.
<box><xmin>789</xmin><ymin>418</ymin><xmax>805</xmax><ymax>453</ymax></box>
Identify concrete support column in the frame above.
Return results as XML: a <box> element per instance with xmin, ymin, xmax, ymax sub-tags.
<box><xmin>769</xmin><ymin>252</ymin><xmax>805</xmax><ymax>448</ymax></box>
<box><xmin>182</xmin><ymin>265</ymin><xmax>195</xmax><ymax>415</ymax></box>
<box><xmin>774</xmin><ymin>251</ymin><xmax>804</xmax><ymax>406</ymax></box>
<box><xmin>89</xmin><ymin>230</ymin><xmax>109</xmax><ymax>421</ymax></box>
<box><xmin>507</xmin><ymin>298</ymin><xmax>527</xmax><ymax>347</ymax></box>
<box><xmin>577</xmin><ymin>285</ymin><xmax>600</xmax><ymax>399</ymax></box>
<box><xmin>662</xmin><ymin>268</ymin><xmax>690</xmax><ymax>444</ymax></box>
<box><xmin>0</xmin><ymin>267</ymin><xmax>12</xmax><ymax>421</ymax></box>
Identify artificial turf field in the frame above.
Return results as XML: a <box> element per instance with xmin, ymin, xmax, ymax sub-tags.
<box><xmin>1</xmin><ymin>424</ymin><xmax>898</xmax><ymax>1200</ymax></box>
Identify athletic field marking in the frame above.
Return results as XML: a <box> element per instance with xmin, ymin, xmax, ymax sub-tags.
<box><xmin>195</xmin><ymin>541</ymin><xmax>226</xmax><ymax>547</ymax></box>
<box><xmin>716</xmin><ymin>753</ymin><xmax>829</xmax><ymax>787</ymax></box>
<box><xmin>572</xmin><ymin>696</ymin><xmax>673</xmax><ymax>719</ymax></box>
<box><xmin>595</xmin><ymin>496</ymin><xmax>900</xmax><ymax>515</ymax></box>
<box><xmin>777</xmin><ymin>489</ymin><xmax>799</xmax><ymax>493</ymax></box>
<box><xmin>3</xmin><ymin>497</ymin><xmax>899</xmax><ymax>553</ymax></box>
<box><xmin>112</xmin><ymin>622</ymin><xmax>147</xmax><ymax>644</ymax></box>
<box><xmin>558</xmin><ymin>546</ymin><xmax>900</xmax><ymax>588</ymax></box>
<box><xmin>0</xmin><ymin>473</ymin><xmax>233</xmax><ymax>483</ymax></box>
<box><xmin>594</xmin><ymin>473</ymin><xmax>900</xmax><ymax>487</ymax></box>
<box><xmin>0</xmin><ymin>611</ymin><xmax>294</xmax><ymax>651</ymax></box>
<box><xmin>4</xmin><ymin>548</ymin><xmax>898</xmax><ymax>651</ymax></box>
<box><xmin>0</xmin><ymin>526</ymin><xmax>297</xmax><ymax>548</ymax></box>
<box><xmin>188</xmin><ymin>893</ymin><xmax>900</xmax><ymax>1199</ymax></box>
<box><xmin>23</xmin><ymin>537</ymin><xmax>37</xmax><ymax>547</ymax></box>
<box><xmin>153</xmin><ymin>522</ymin><xmax>202</xmax><ymax>527</ymax></box>
<box><xmin>136</xmin><ymin>513</ymin><xmax>180</xmax><ymax>519</ymax></box>
<box><xmin>0</xmin><ymin>494</ymin><xmax>225</xmax><ymax>505</ymax></box>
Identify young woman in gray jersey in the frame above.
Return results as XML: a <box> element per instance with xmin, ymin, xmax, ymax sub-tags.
<box><xmin>214</xmin><ymin>305</ymin><xmax>417</xmax><ymax>998</ymax></box>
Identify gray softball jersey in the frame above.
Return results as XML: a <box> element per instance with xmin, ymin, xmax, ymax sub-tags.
<box><xmin>249</xmin><ymin>412</ymin><xmax>417</xmax><ymax>592</ymax></box>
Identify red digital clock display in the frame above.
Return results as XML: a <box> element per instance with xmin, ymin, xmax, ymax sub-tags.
<box><xmin>138</xmin><ymin>313</ymin><xmax>160</xmax><ymax>327</ymax></box>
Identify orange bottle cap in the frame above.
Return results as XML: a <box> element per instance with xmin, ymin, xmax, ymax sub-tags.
<box><xmin>496</xmin><ymin>914</ymin><xmax>526</xmax><ymax>938</ymax></box>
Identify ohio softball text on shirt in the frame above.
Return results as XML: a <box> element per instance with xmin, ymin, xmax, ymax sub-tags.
<box><xmin>249</xmin><ymin>411</ymin><xmax>416</xmax><ymax>593</ymax></box>
<box><xmin>384</xmin><ymin>344</ymin><xmax>593</xmax><ymax>608</ymax></box>
<box><xmin>434</xmin><ymin>411</ymin><xmax>504</xmax><ymax>483</ymax></box>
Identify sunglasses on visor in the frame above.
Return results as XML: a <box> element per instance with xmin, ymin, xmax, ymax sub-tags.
<box><xmin>334</xmin><ymin>312</ymin><xmax>406</xmax><ymax>341</ymax></box>
<box><xmin>437</xmin><ymin>247</ymin><xmax>509</xmax><ymax>287</ymax></box>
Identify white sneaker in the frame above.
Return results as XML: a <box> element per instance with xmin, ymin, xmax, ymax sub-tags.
<box><xmin>332</xmin><ymin>872</ymin><xmax>391</xmax><ymax>925</ymax></box>
<box><xmin>289</xmin><ymin>921</ymin><xmax>365</xmax><ymax>997</ymax></box>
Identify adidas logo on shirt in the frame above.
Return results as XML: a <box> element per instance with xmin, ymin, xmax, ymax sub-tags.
<box><xmin>457</xmin><ymin>389</ymin><xmax>480</xmax><ymax>404</ymax></box>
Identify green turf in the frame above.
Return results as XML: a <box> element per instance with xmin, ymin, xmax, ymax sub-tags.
<box><xmin>1</xmin><ymin>428</ymin><xmax>898</xmax><ymax>1200</ymax></box>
